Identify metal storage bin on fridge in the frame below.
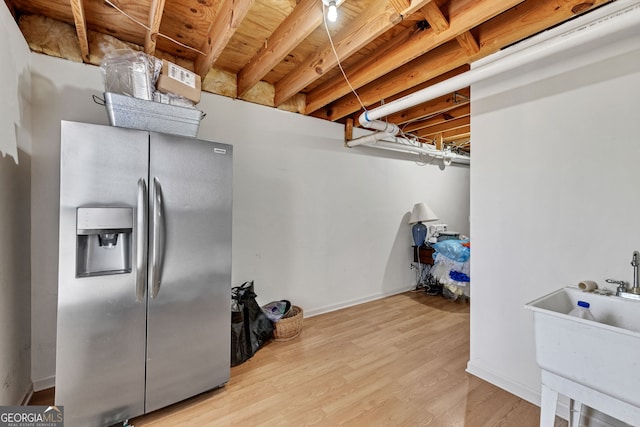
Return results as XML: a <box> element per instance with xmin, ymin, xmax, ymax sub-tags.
<box><xmin>104</xmin><ymin>92</ymin><xmax>204</xmax><ymax>137</ymax></box>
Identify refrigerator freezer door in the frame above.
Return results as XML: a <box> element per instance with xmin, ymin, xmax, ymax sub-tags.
<box><xmin>56</xmin><ymin>121</ymin><xmax>149</xmax><ymax>426</ymax></box>
<box><xmin>145</xmin><ymin>132</ymin><xmax>232</xmax><ymax>412</ymax></box>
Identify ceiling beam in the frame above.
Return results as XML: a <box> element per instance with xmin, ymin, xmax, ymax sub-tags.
<box><xmin>314</xmin><ymin>0</ymin><xmax>611</xmax><ymax>121</ymax></box>
<box><xmin>144</xmin><ymin>0</ymin><xmax>166</xmax><ymax>56</ymax></box>
<box><xmin>274</xmin><ymin>0</ymin><xmax>435</xmax><ymax>107</ymax></box>
<box><xmin>237</xmin><ymin>0</ymin><xmax>323</xmax><ymax>98</ymax></box>
<box><xmin>403</xmin><ymin>103</ymin><xmax>470</xmax><ymax>133</ymax></box>
<box><xmin>456</xmin><ymin>30</ymin><xmax>479</xmax><ymax>55</ymax></box>
<box><xmin>417</xmin><ymin>125</ymin><xmax>470</xmax><ymax>141</ymax></box>
<box><xmin>320</xmin><ymin>41</ymin><xmax>468</xmax><ymax>121</ymax></box>
<box><xmin>335</xmin><ymin>66</ymin><xmax>469</xmax><ymax>122</ymax></box>
<box><xmin>305</xmin><ymin>0</ymin><xmax>521</xmax><ymax>114</ymax></box>
<box><xmin>69</xmin><ymin>0</ymin><xmax>90</xmax><ymax>63</ymax></box>
<box><xmin>389</xmin><ymin>0</ymin><xmax>411</xmax><ymax>15</ymax></box>
<box><xmin>195</xmin><ymin>0</ymin><xmax>255</xmax><ymax>78</ymax></box>
<box><xmin>415</xmin><ymin>115</ymin><xmax>470</xmax><ymax>136</ymax></box>
<box><xmin>385</xmin><ymin>87</ymin><xmax>470</xmax><ymax>125</ymax></box>
<box><xmin>419</xmin><ymin>1</ymin><xmax>449</xmax><ymax>33</ymax></box>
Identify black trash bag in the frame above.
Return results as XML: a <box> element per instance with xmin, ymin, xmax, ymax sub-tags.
<box><xmin>231</xmin><ymin>281</ymin><xmax>274</xmax><ymax>366</ymax></box>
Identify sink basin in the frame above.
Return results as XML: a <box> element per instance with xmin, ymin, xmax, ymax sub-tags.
<box><xmin>526</xmin><ymin>287</ymin><xmax>640</xmax><ymax>424</ymax></box>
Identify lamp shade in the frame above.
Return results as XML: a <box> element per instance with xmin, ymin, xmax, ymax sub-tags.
<box><xmin>408</xmin><ymin>202</ymin><xmax>439</xmax><ymax>224</ymax></box>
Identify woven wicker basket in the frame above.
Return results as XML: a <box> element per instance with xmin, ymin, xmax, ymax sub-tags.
<box><xmin>273</xmin><ymin>305</ymin><xmax>303</xmax><ymax>341</ymax></box>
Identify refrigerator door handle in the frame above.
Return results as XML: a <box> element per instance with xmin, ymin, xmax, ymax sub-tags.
<box><xmin>150</xmin><ymin>177</ymin><xmax>165</xmax><ymax>299</ymax></box>
<box><xmin>135</xmin><ymin>178</ymin><xmax>148</xmax><ymax>302</ymax></box>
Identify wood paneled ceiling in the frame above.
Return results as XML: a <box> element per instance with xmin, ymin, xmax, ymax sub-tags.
<box><xmin>5</xmin><ymin>0</ymin><xmax>614</xmax><ymax>152</ymax></box>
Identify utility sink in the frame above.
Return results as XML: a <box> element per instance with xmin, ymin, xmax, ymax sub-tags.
<box><xmin>526</xmin><ymin>287</ymin><xmax>640</xmax><ymax>426</ymax></box>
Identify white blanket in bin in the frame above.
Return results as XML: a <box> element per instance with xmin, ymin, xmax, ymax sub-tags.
<box><xmin>430</xmin><ymin>244</ymin><xmax>470</xmax><ymax>297</ymax></box>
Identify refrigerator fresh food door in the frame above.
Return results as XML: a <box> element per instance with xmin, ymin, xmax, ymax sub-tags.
<box><xmin>56</xmin><ymin>121</ymin><xmax>149</xmax><ymax>426</ymax></box>
<box><xmin>145</xmin><ymin>132</ymin><xmax>232</xmax><ymax>412</ymax></box>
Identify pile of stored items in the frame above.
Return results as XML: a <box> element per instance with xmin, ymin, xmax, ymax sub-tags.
<box><xmin>99</xmin><ymin>49</ymin><xmax>204</xmax><ymax>137</ymax></box>
<box><xmin>429</xmin><ymin>238</ymin><xmax>470</xmax><ymax>301</ymax></box>
<box><xmin>231</xmin><ymin>281</ymin><xmax>304</xmax><ymax>366</ymax></box>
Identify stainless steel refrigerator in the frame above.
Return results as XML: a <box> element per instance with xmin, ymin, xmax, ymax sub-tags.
<box><xmin>56</xmin><ymin>121</ymin><xmax>232</xmax><ymax>426</ymax></box>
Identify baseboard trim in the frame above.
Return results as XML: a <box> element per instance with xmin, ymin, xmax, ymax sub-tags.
<box><xmin>465</xmin><ymin>361</ymin><xmax>631</xmax><ymax>426</ymax></box>
<box><xmin>304</xmin><ymin>284</ymin><xmax>414</xmax><ymax>318</ymax></box>
<box><xmin>19</xmin><ymin>382</ymin><xmax>34</xmax><ymax>406</ymax></box>
<box><xmin>33</xmin><ymin>375</ymin><xmax>55</xmax><ymax>392</ymax></box>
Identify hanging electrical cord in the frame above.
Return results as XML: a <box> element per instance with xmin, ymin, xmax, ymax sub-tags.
<box><xmin>319</xmin><ymin>2</ymin><xmax>468</xmax><ymax>165</ymax></box>
<box><xmin>321</xmin><ymin>3</ymin><xmax>368</xmax><ymax>113</ymax></box>
<box><xmin>103</xmin><ymin>0</ymin><xmax>207</xmax><ymax>56</ymax></box>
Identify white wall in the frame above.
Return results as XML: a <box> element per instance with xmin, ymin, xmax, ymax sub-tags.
<box><xmin>29</xmin><ymin>54</ymin><xmax>470</xmax><ymax>388</ymax></box>
<box><xmin>0</xmin><ymin>4</ymin><xmax>32</xmax><ymax>405</ymax></box>
<box><xmin>468</xmin><ymin>2</ymin><xmax>640</xmax><ymax>423</ymax></box>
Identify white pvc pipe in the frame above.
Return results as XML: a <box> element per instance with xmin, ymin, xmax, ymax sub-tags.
<box><xmin>376</xmin><ymin>140</ymin><xmax>470</xmax><ymax>164</ymax></box>
<box><xmin>358</xmin><ymin>0</ymin><xmax>640</xmax><ymax>127</ymax></box>
<box><xmin>346</xmin><ymin>131</ymin><xmax>397</xmax><ymax>147</ymax></box>
<box><xmin>353</xmin><ymin>138</ymin><xmax>471</xmax><ymax>165</ymax></box>
<box><xmin>357</xmin><ymin>119</ymin><xmax>400</xmax><ymax>134</ymax></box>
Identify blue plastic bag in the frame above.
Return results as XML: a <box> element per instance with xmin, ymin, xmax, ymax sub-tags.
<box><xmin>432</xmin><ymin>239</ymin><xmax>470</xmax><ymax>262</ymax></box>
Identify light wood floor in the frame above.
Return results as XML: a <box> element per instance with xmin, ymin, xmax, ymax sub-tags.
<box><xmin>32</xmin><ymin>291</ymin><xmax>567</xmax><ymax>426</ymax></box>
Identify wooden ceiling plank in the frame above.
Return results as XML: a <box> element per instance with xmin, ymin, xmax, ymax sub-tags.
<box><xmin>237</xmin><ymin>0</ymin><xmax>323</xmax><ymax>98</ymax></box>
<box><xmin>434</xmin><ymin>133</ymin><xmax>443</xmax><ymax>150</ymax></box>
<box><xmin>418</xmin><ymin>125</ymin><xmax>470</xmax><ymax>141</ymax></box>
<box><xmin>328</xmin><ymin>65</ymin><xmax>468</xmax><ymax>122</ymax></box>
<box><xmin>387</xmin><ymin>87</ymin><xmax>469</xmax><ymax>125</ymax></box>
<box><xmin>317</xmin><ymin>0</ymin><xmax>611</xmax><ymax>121</ymax></box>
<box><xmin>420</xmin><ymin>1</ymin><xmax>448</xmax><ymax>33</ymax></box>
<box><xmin>69</xmin><ymin>0</ymin><xmax>90</xmax><ymax>63</ymax></box>
<box><xmin>305</xmin><ymin>0</ymin><xmax>521</xmax><ymax>114</ymax></box>
<box><xmin>194</xmin><ymin>0</ymin><xmax>256</xmax><ymax>78</ymax></box>
<box><xmin>274</xmin><ymin>0</ymin><xmax>436</xmax><ymax>106</ymax></box>
<box><xmin>144</xmin><ymin>0</ymin><xmax>166</xmax><ymax>56</ymax></box>
<box><xmin>344</xmin><ymin>118</ymin><xmax>354</xmax><ymax>143</ymax></box>
<box><xmin>414</xmin><ymin>115</ymin><xmax>470</xmax><ymax>136</ymax></box>
<box><xmin>403</xmin><ymin>103</ymin><xmax>470</xmax><ymax>133</ymax></box>
<box><xmin>389</xmin><ymin>0</ymin><xmax>411</xmax><ymax>15</ymax></box>
<box><xmin>475</xmin><ymin>0</ymin><xmax>611</xmax><ymax>53</ymax></box>
<box><xmin>456</xmin><ymin>30</ymin><xmax>479</xmax><ymax>55</ymax></box>
<box><xmin>320</xmin><ymin>41</ymin><xmax>467</xmax><ymax>121</ymax></box>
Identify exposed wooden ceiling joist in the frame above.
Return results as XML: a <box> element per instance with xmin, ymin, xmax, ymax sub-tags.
<box><xmin>319</xmin><ymin>40</ymin><xmax>469</xmax><ymax>121</ymax></box>
<box><xmin>403</xmin><ymin>103</ymin><xmax>470</xmax><ymax>133</ymax></box>
<box><xmin>315</xmin><ymin>0</ymin><xmax>613</xmax><ymax>122</ymax></box>
<box><xmin>348</xmin><ymin>65</ymin><xmax>469</xmax><ymax>118</ymax></box>
<box><xmin>419</xmin><ymin>1</ymin><xmax>449</xmax><ymax>33</ymax></box>
<box><xmin>237</xmin><ymin>0</ymin><xmax>323</xmax><ymax>97</ymax></box>
<box><xmin>5</xmin><ymin>0</ymin><xmax>615</xmax><ymax>153</ymax></box>
<box><xmin>195</xmin><ymin>0</ymin><xmax>256</xmax><ymax>78</ymax></box>
<box><xmin>418</xmin><ymin>115</ymin><xmax>470</xmax><ymax>137</ymax></box>
<box><xmin>273</xmin><ymin>0</ymin><xmax>434</xmax><ymax>107</ymax></box>
<box><xmin>69</xmin><ymin>0</ymin><xmax>89</xmax><ymax>63</ymax></box>
<box><xmin>456</xmin><ymin>30</ymin><xmax>479</xmax><ymax>55</ymax></box>
<box><xmin>144</xmin><ymin>0</ymin><xmax>166</xmax><ymax>56</ymax></box>
<box><xmin>305</xmin><ymin>0</ymin><xmax>521</xmax><ymax>114</ymax></box>
<box><xmin>419</xmin><ymin>125</ymin><xmax>470</xmax><ymax>142</ymax></box>
<box><xmin>385</xmin><ymin>87</ymin><xmax>470</xmax><ymax>125</ymax></box>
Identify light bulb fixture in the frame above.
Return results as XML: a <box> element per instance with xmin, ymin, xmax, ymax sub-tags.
<box><xmin>323</xmin><ymin>0</ymin><xmax>338</xmax><ymax>22</ymax></box>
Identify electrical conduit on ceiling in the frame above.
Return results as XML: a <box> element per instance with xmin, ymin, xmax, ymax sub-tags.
<box><xmin>350</xmin><ymin>0</ymin><xmax>640</xmax><ymax>165</ymax></box>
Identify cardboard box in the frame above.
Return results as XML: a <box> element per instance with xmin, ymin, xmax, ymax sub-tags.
<box><xmin>156</xmin><ymin>60</ymin><xmax>202</xmax><ymax>104</ymax></box>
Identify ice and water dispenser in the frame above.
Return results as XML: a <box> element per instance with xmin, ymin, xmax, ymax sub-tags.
<box><xmin>76</xmin><ymin>207</ymin><xmax>133</xmax><ymax>277</ymax></box>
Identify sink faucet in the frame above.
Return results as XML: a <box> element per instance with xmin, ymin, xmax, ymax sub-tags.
<box><xmin>631</xmin><ymin>251</ymin><xmax>640</xmax><ymax>295</ymax></box>
<box><xmin>607</xmin><ymin>251</ymin><xmax>640</xmax><ymax>300</ymax></box>
<box><xmin>606</xmin><ymin>279</ymin><xmax>628</xmax><ymax>296</ymax></box>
